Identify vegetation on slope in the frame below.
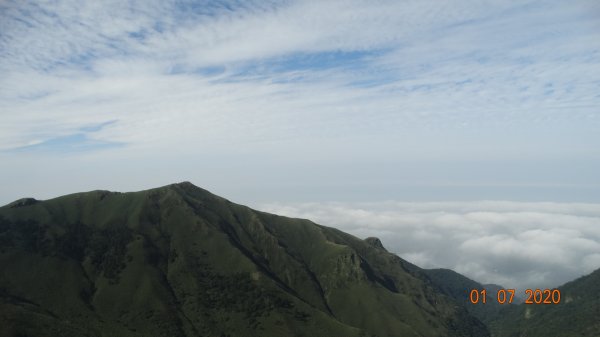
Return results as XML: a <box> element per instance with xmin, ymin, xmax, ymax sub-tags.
<box><xmin>0</xmin><ymin>182</ymin><xmax>488</xmax><ymax>337</ymax></box>
<box><xmin>423</xmin><ymin>268</ymin><xmax>508</xmax><ymax>324</ymax></box>
<box><xmin>486</xmin><ymin>269</ymin><xmax>600</xmax><ymax>337</ymax></box>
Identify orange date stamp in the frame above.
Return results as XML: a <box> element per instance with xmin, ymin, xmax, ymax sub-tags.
<box><xmin>469</xmin><ymin>288</ymin><xmax>561</xmax><ymax>304</ymax></box>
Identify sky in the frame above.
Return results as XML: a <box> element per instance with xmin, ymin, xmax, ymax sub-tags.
<box><xmin>1</xmin><ymin>0</ymin><xmax>599</xmax><ymax>289</ymax></box>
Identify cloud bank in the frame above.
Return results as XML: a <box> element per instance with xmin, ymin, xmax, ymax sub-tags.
<box><xmin>258</xmin><ymin>201</ymin><xmax>600</xmax><ymax>291</ymax></box>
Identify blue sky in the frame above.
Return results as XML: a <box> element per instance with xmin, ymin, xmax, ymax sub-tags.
<box><xmin>1</xmin><ymin>0</ymin><xmax>599</xmax><ymax>288</ymax></box>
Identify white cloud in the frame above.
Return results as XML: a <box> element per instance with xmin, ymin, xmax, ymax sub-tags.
<box><xmin>257</xmin><ymin>201</ymin><xmax>600</xmax><ymax>291</ymax></box>
<box><xmin>1</xmin><ymin>0</ymin><xmax>598</xmax><ymax>151</ymax></box>
<box><xmin>0</xmin><ymin>1</ymin><xmax>599</xmax><ymax>210</ymax></box>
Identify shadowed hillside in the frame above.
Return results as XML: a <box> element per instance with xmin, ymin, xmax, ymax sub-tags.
<box><xmin>485</xmin><ymin>269</ymin><xmax>600</xmax><ymax>337</ymax></box>
<box><xmin>423</xmin><ymin>268</ymin><xmax>508</xmax><ymax>325</ymax></box>
<box><xmin>0</xmin><ymin>182</ymin><xmax>489</xmax><ymax>337</ymax></box>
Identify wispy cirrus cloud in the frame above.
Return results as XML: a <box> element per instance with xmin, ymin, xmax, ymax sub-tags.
<box><xmin>2</xmin><ymin>0</ymin><xmax>598</xmax><ymax>147</ymax></box>
<box><xmin>0</xmin><ymin>0</ymin><xmax>599</xmax><ymax>203</ymax></box>
<box><xmin>11</xmin><ymin>120</ymin><xmax>123</xmax><ymax>153</ymax></box>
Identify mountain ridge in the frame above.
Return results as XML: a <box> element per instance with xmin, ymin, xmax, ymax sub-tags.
<box><xmin>0</xmin><ymin>182</ymin><xmax>489</xmax><ymax>337</ymax></box>
<box><xmin>485</xmin><ymin>268</ymin><xmax>600</xmax><ymax>337</ymax></box>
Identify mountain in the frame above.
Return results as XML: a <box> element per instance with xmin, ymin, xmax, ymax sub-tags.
<box><xmin>0</xmin><ymin>182</ymin><xmax>489</xmax><ymax>337</ymax></box>
<box><xmin>422</xmin><ymin>265</ymin><xmax>600</xmax><ymax>336</ymax></box>
<box><xmin>486</xmin><ymin>268</ymin><xmax>600</xmax><ymax>337</ymax></box>
<box><xmin>423</xmin><ymin>268</ymin><xmax>508</xmax><ymax>325</ymax></box>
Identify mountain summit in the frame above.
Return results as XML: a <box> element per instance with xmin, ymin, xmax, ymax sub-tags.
<box><xmin>0</xmin><ymin>182</ymin><xmax>488</xmax><ymax>337</ymax></box>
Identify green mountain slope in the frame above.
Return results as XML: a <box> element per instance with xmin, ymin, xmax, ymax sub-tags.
<box><xmin>486</xmin><ymin>269</ymin><xmax>600</xmax><ymax>337</ymax></box>
<box><xmin>0</xmin><ymin>182</ymin><xmax>489</xmax><ymax>337</ymax></box>
<box><xmin>423</xmin><ymin>268</ymin><xmax>509</xmax><ymax>325</ymax></box>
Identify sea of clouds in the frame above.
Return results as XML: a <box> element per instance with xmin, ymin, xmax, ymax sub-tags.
<box><xmin>259</xmin><ymin>200</ymin><xmax>600</xmax><ymax>291</ymax></box>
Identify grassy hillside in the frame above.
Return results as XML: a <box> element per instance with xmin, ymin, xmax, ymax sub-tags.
<box><xmin>423</xmin><ymin>268</ymin><xmax>509</xmax><ymax>325</ymax></box>
<box><xmin>0</xmin><ymin>182</ymin><xmax>488</xmax><ymax>337</ymax></box>
<box><xmin>486</xmin><ymin>269</ymin><xmax>600</xmax><ymax>337</ymax></box>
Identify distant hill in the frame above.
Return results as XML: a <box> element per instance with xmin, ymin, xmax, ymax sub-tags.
<box><xmin>486</xmin><ymin>268</ymin><xmax>600</xmax><ymax>337</ymax></box>
<box><xmin>423</xmin><ymin>268</ymin><xmax>509</xmax><ymax>324</ymax></box>
<box><xmin>0</xmin><ymin>182</ymin><xmax>488</xmax><ymax>337</ymax></box>
<box><xmin>422</xmin><ymin>262</ymin><xmax>600</xmax><ymax>336</ymax></box>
